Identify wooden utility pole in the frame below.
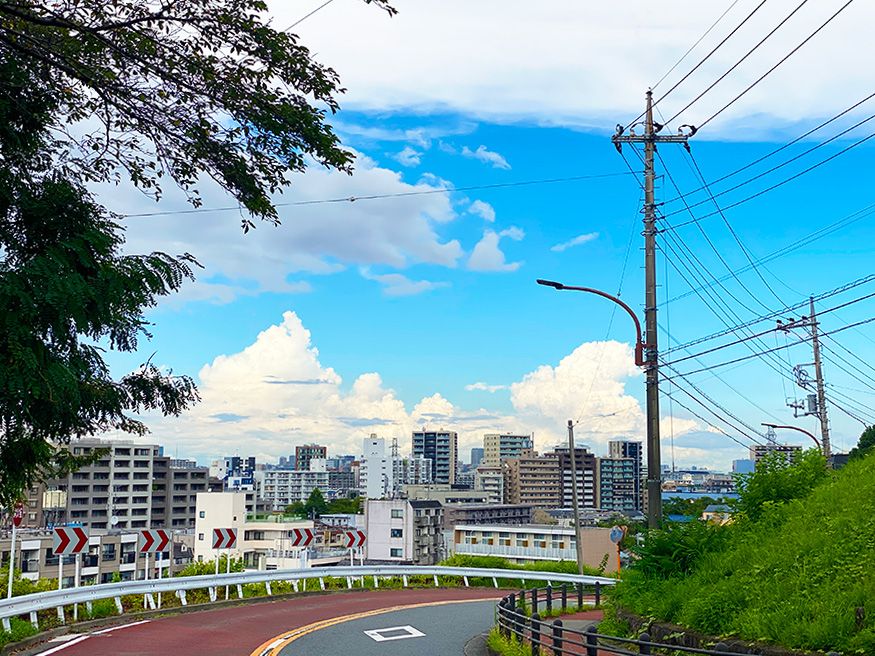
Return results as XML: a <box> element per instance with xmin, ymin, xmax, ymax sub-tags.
<box><xmin>809</xmin><ymin>298</ymin><xmax>831</xmax><ymax>457</ymax></box>
<box><xmin>612</xmin><ymin>91</ymin><xmax>690</xmax><ymax>528</ymax></box>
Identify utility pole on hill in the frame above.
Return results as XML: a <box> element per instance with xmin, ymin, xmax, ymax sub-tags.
<box><xmin>612</xmin><ymin>91</ymin><xmax>691</xmax><ymax>529</ymax></box>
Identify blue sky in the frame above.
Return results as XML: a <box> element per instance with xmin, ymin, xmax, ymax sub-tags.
<box><xmin>102</xmin><ymin>0</ymin><xmax>875</xmax><ymax>468</ymax></box>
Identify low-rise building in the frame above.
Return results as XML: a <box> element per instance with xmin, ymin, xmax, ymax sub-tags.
<box><xmin>403</xmin><ymin>484</ymin><xmax>488</xmax><ymax>505</ymax></box>
<box><xmin>364</xmin><ymin>499</ymin><xmax>443</xmax><ymax>565</ymax></box>
<box><xmin>453</xmin><ymin>524</ymin><xmax>616</xmax><ymax>572</ymax></box>
<box><xmin>442</xmin><ymin>503</ymin><xmax>533</xmax><ymax>530</ymax></box>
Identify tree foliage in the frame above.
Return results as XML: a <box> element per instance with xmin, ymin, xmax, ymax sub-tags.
<box><xmin>0</xmin><ymin>56</ymin><xmax>200</xmax><ymax>504</ymax></box>
<box><xmin>0</xmin><ymin>0</ymin><xmax>395</xmax><ymax>228</ymax></box>
<box><xmin>849</xmin><ymin>425</ymin><xmax>875</xmax><ymax>460</ymax></box>
<box><xmin>0</xmin><ymin>1</ymin><xmax>396</xmax><ymax>503</ymax></box>
<box><xmin>733</xmin><ymin>448</ymin><xmax>829</xmax><ymax>522</ymax></box>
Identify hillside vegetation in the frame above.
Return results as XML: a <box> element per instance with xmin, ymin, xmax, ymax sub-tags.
<box><xmin>611</xmin><ymin>451</ymin><xmax>875</xmax><ymax>653</ymax></box>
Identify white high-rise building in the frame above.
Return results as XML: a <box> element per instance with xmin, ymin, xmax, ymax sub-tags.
<box><xmin>360</xmin><ymin>435</ymin><xmax>433</xmax><ymax>499</ymax></box>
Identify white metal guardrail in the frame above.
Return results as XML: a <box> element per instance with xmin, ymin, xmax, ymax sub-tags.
<box><xmin>0</xmin><ymin>566</ymin><xmax>615</xmax><ymax>631</ymax></box>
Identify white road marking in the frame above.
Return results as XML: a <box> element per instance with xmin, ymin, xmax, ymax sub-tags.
<box><xmin>91</xmin><ymin>619</ymin><xmax>151</xmax><ymax>635</ymax></box>
<box><xmin>37</xmin><ymin>635</ymin><xmax>89</xmax><ymax>654</ymax></box>
<box><xmin>364</xmin><ymin>625</ymin><xmax>426</xmax><ymax>642</ymax></box>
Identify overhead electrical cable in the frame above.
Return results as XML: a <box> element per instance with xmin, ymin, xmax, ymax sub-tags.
<box><xmin>663</xmin><ymin>0</ymin><xmax>812</xmax><ymax>126</ymax></box>
<box><xmin>625</xmin><ymin>0</ymin><xmax>771</xmax><ymax>128</ymax></box>
<box><xmin>663</xmin><ymin>88</ymin><xmax>875</xmax><ymax>204</ymax></box>
<box><xmin>664</xmin><ymin>127</ymin><xmax>875</xmax><ymax>229</ymax></box>
<box><xmin>663</xmin><ymin>108</ymin><xmax>875</xmax><ymax>217</ymax></box>
<box><xmin>695</xmin><ymin>0</ymin><xmax>858</xmax><ymax>130</ymax></box>
<box><xmin>652</xmin><ymin>0</ymin><xmax>744</xmax><ymax>91</ymax></box>
<box><xmin>120</xmin><ymin>171</ymin><xmax>636</xmax><ymax>219</ymax></box>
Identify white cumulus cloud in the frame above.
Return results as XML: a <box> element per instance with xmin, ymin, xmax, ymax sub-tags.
<box><xmin>392</xmin><ymin>146</ymin><xmax>422</xmax><ymax>167</ymax></box>
<box><xmin>468</xmin><ymin>227</ymin><xmax>525</xmax><ymax>272</ymax></box>
<box><xmin>551</xmin><ymin>232</ymin><xmax>599</xmax><ymax>252</ymax></box>
<box><xmin>461</xmin><ymin>145</ymin><xmax>511</xmax><ymax>170</ymax></box>
<box><xmin>465</xmin><ymin>382</ymin><xmax>508</xmax><ymax>393</ymax></box>
<box><xmin>468</xmin><ymin>200</ymin><xmax>496</xmax><ymax>222</ymax></box>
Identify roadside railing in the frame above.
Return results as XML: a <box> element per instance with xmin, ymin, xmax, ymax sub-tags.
<box><xmin>0</xmin><ymin>565</ymin><xmax>615</xmax><ymax>633</ymax></box>
<box><xmin>495</xmin><ymin>586</ymin><xmax>758</xmax><ymax>655</ymax></box>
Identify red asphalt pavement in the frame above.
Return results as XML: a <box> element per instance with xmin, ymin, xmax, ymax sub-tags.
<box><xmin>30</xmin><ymin>588</ymin><xmax>508</xmax><ymax>656</ymax></box>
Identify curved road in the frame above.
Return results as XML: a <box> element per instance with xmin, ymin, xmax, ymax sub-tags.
<box><xmin>30</xmin><ymin>588</ymin><xmax>505</xmax><ymax>656</ymax></box>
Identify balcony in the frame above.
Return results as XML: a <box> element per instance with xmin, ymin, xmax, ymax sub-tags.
<box><xmin>456</xmin><ymin>541</ymin><xmax>576</xmax><ymax>562</ymax></box>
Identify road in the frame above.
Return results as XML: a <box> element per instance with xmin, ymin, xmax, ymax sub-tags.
<box><xmin>28</xmin><ymin>588</ymin><xmax>505</xmax><ymax>656</ymax></box>
<box><xmin>267</xmin><ymin>599</ymin><xmax>494</xmax><ymax>656</ymax></box>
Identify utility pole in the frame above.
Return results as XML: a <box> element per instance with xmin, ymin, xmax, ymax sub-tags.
<box><xmin>567</xmin><ymin>420</ymin><xmax>585</xmax><ymax>576</ymax></box>
<box><xmin>612</xmin><ymin>91</ymin><xmax>690</xmax><ymax>528</ymax></box>
<box><xmin>779</xmin><ymin>298</ymin><xmax>831</xmax><ymax>459</ymax></box>
<box><xmin>809</xmin><ymin>298</ymin><xmax>831</xmax><ymax>458</ymax></box>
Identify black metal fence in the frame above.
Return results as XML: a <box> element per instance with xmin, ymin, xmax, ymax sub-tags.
<box><xmin>494</xmin><ymin>584</ymin><xmax>759</xmax><ymax>655</ymax></box>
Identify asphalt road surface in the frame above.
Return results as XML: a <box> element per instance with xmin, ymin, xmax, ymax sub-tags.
<box><xmin>273</xmin><ymin>599</ymin><xmax>494</xmax><ymax>656</ymax></box>
<box><xmin>28</xmin><ymin>588</ymin><xmax>505</xmax><ymax>656</ymax></box>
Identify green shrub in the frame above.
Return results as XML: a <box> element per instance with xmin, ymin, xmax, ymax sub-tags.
<box><xmin>628</xmin><ymin>520</ymin><xmax>730</xmax><ymax>579</ymax></box>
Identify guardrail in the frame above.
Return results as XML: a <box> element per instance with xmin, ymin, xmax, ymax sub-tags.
<box><xmin>495</xmin><ymin>586</ymin><xmax>756</xmax><ymax>655</ymax></box>
<box><xmin>0</xmin><ymin>566</ymin><xmax>615</xmax><ymax>633</ymax></box>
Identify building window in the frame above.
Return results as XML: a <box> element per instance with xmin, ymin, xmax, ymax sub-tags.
<box><xmin>199</xmin><ymin>511</ymin><xmax>205</xmax><ymax>518</ymax></box>
<box><xmin>390</xmin><ymin>528</ymin><xmax>403</xmax><ymax>538</ymax></box>
<box><xmin>198</xmin><ymin>533</ymin><xmax>204</xmax><ymax>541</ymax></box>
<box><xmin>390</xmin><ymin>509</ymin><xmax>403</xmax><ymax>519</ymax></box>
<box><xmin>390</xmin><ymin>548</ymin><xmax>403</xmax><ymax>558</ymax></box>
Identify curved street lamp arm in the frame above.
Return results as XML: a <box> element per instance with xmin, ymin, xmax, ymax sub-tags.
<box><xmin>536</xmin><ymin>279</ymin><xmax>647</xmax><ymax>366</ymax></box>
<box><xmin>761</xmin><ymin>423</ymin><xmax>821</xmax><ymax>450</ymax></box>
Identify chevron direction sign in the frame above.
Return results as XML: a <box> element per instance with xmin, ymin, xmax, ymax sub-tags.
<box><xmin>52</xmin><ymin>527</ymin><xmax>89</xmax><ymax>555</ymax></box>
<box><xmin>138</xmin><ymin>529</ymin><xmax>171</xmax><ymax>553</ymax></box>
<box><xmin>212</xmin><ymin>527</ymin><xmax>237</xmax><ymax>550</ymax></box>
<box><xmin>345</xmin><ymin>529</ymin><xmax>366</xmax><ymax>549</ymax></box>
<box><xmin>288</xmin><ymin>528</ymin><xmax>314</xmax><ymax>547</ymax></box>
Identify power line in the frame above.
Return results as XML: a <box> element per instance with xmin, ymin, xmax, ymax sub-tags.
<box><xmin>283</xmin><ymin>0</ymin><xmax>336</xmax><ymax>32</ymax></box>
<box><xmin>695</xmin><ymin>0</ymin><xmax>858</xmax><ymax>130</ymax></box>
<box><xmin>664</xmin><ymin>106</ymin><xmax>875</xmax><ymax>218</ymax></box>
<box><xmin>661</xmin><ymin>381</ymin><xmax>763</xmax><ymax>449</ymax></box>
<box><xmin>684</xmin><ymin>148</ymin><xmax>790</xmax><ymax>309</ymax></box>
<box><xmin>120</xmin><ymin>171</ymin><xmax>636</xmax><ymax>219</ymax></box>
<box><xmin>665</xmin><ymin>127</ymin><xmax>875</xmax><ymax>229</ymax></box>
<box><xmin>652</xmin><ymin>0</ymin><xmax>744</xmax><ymax>91</ymax></box>
<box><xmin>665</xmin><ymin>208</ymin><xmax>875</xmax><ymax>305</ymax></box>
<box><xmin>663</xmin><ymin>0</ymin><xmax>813</xmax><ymax>126</ymax></box>
<box><xmin>663</xmin><ymin>88</ymin><xmax>875</xmax><ymax>205</ymax></box>
<box><xmin>664</xmin><ymin>315</ymin><xmax>875</xmax><ymax>379</ymax></box>
<box><xmin>626</xmin><ymin>0</ymin><xmax>770</xmax><ymax>127</ymax></box>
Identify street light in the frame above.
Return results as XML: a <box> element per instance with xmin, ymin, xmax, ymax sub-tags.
<box><xmin>536</xmin><ymin>278</ymin><xmax>661</xmax><ymax>529</ymax></box>
<box><xmin>536</xmin><ymin>280</ymin><xmax>648</xmax><ymax>367</ymax></box>
<box><xmin>761</xmin><ymin>423</ymin><xmax>821</xmax><ymax>451</ymax></box>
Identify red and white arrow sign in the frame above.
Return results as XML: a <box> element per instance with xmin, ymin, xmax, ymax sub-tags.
<box><xmin>53</xmin><ymin>527</ymin><xmax>89</xmax><ymax>555</ymax></box>
<box><xmin>138</xmin><ymin>529</ymin><xmax>171</xmax><ymax>553</ymax></box>
<box><xmin>212</xmin><ymin>527</ymin><xmax>237</xmax><ymax>550</ymax></box>
<box><xmin>288</xmin><ymin>528</ymin><xmax>314</xmax><ymax>548</ymax></box>
<box><xmin>345</xmin><ymin>530</ymin><xmax>366</xmax><ymax>549</ymax></box>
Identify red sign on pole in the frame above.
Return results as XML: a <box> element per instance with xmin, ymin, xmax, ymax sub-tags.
<box><xmin>212</xmin><ymin>528</ymin><xmax>237</xmax><ymax>550</ymax></box>
<box><xmin>344</xmin><ymin>530</ymin><xmax>366</xmax><ymax>549</ymax></box>
<box><xmin>288</xmin><ymin>528</ymin><xmax>314</xmax><ymax>547</ymax></box>
<box><xmin>12</xmin><ymin>503</ymin><xmax>23</xmax><ymax>528</ymax></box>
<box><xmin>52</xmin><ymin>527</ymin><xmax>89</xmax><ymax>555</ymax></box>
<box><xmin>138</xmin><ymin>529</ymin><xmax>171</xmax><ymax>553</ymax></box>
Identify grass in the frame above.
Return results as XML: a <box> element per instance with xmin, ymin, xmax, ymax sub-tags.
<box><xmin>611</xmin><ymin>454</ymin><xmax>875</xmax><ymax>654</ymax></box>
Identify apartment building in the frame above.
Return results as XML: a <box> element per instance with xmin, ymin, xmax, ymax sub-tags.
<box><xmin>412</xmin><ymin>430</ymin><xmax>458</xmax><ymax>485</ymax></box>
<box><xmin>364</xmin><ymin>499</ymin><xmax>444</xmax><ymax>565</ymax></box>
<box><xmin>483</xmin><ymin>433</ymin><xmax>533</xmax><ymax>467</ymax></box>
<box><xmin>608</xmin><ymin>440</ymin><xmax>643</xmax><ymax>510</ymax></box>
<box><xmin>442</xmin><ymin>503</ymin><xmax>532</xmax><ymax>530</ymax></box>
<box><xmin>556</xmin><ymin>447</ymin><xmax>598</xmax><ymax>509</ymax></box>
<box><xmin>295</xmin><ymin>444</ymin><xmax>327</xmax><ymax>473</ymax></box>
<box><xmin>403</xmin><ymin>484</ymin><xmax>488</xmax><ymax>505</ymax></box>
<box><xmin>256</xmin><ymin>464</ymin><xmax>330</xmax><ymax>511</ymax></box>
<box><xmin>750</xmin><ymin>443</ymin><xmax>803</xmax><ymax>464</ymax></box>
<box><xmin>474</xmin><ymin>465</ymin><xmax>504</xmax><ymax>504</ymax></box>
<box><xmin>503</xmin><ymin>452</ymin><xmax>561</xmax><ymax>508</ymax></box>
<box><xmin>37</xmin><ymin>439</ymin><xmax>207</xmax><ymax>531</ymax></box>
<box><xmin>597</xmin><ymin>458</ymin><xmax>637</xmax><ymax>514</ymax></box>
<box><xmin>453</xmin><ymin>524</ymin><xmax>616</xmax><ymax>572</ymax></box>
